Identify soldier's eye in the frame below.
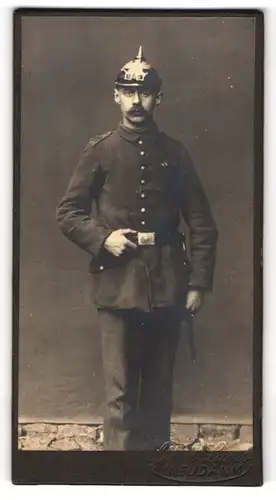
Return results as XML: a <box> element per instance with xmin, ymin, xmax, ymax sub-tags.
<box><xmin>124</xmin><ymin>91</ymin><xmax>133</xmax><ymax>97</ymax></box>
<box><xmin>141</xmin><ymin>92</ymin><xmax>151</xmax><ymax>97</ymax></box>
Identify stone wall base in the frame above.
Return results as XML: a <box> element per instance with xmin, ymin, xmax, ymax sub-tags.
<box><xmin>18</xmin><ymin>422</ymin><xmax>253</xmax><ymax>451</ymax></box>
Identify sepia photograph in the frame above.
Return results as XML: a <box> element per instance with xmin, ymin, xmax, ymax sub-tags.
<box><xmin>13</xmin><ymin>9</ymin><xmax>263</xmax><ymax>485</ymax></box>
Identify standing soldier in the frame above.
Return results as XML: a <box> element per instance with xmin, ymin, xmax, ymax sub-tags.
<box><xmin>56</xmin><ymin>47</ymin><xmax>218</xmax><ymax>451</ymax></box>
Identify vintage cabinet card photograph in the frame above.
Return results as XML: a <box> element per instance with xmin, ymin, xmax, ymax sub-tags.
<box><xmin>12</xmin><ymin>9</ymin><xmax>263</xmax><ymax>485</ymax></box>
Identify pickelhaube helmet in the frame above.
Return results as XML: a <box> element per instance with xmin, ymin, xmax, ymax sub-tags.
<box><xmin>115</xmin><ymin>46</ymin><xmax>162</xmax><ymax>91</ymax></box>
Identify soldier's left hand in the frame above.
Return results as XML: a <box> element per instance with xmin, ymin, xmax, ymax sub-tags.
<box><xmin>185</xmin><ymin>290</ymin><xmax>204</xmax><ymax>314</ymax></box>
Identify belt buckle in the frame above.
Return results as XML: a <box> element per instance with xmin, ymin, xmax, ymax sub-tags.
<box><xmin>138</xmin><ymin>232</ymin><xmax>155</xmax><ymax>246</ymax></box>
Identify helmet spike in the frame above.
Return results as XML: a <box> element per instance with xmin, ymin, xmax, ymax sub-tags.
<box><xmin>136</xmin><ymin>46</ymin><xmax>144</xmax><ymax>62</ymax></box>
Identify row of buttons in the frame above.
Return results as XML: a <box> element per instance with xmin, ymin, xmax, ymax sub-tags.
<box><xmin>138</xmin><ymin>138</ymin><xmax>147</xmax><ymax>225</ymax></box>
<box><xmin>99</xmin><ymin>138</ymin><xmax>146</xmax><ymax>270</ymax></box>
<box><xmin>98</xmin><ymin>139</ymin><xmax>152</xmax><ymax>271</ymax></box>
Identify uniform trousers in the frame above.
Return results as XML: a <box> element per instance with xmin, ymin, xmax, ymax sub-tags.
<box><xmin>97</xmin><ymin>307</ymin><xmax>181</xmax><ymax>450</ymax></box>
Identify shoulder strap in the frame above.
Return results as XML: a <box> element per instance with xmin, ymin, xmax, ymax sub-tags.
<box><xmin>88</xmin><ymin>130</ymin><xmax>113</xmax><ymax>148</ymax></box>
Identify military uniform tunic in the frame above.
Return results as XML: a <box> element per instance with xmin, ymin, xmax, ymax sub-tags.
<box><xmin>56</xmin><ymin>120</ymin><xmax>218</xmax><ymax>450</ymax></box>
<box><xmin>56</xmin><ymin>121</ymin><xmax>218</xmax><ymax>311</ymax></box>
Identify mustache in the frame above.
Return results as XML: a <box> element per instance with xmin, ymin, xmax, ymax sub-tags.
<box><xmin>129</xmin><ymin>107</ymin><xmax>146</xmax><ymax>115</ymax></box>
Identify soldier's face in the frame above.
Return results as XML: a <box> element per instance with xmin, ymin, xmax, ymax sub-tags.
<box><xmin>114</xmin><ymin>87</ymin><xmax>162</xmax><ymax>125</ymax></box>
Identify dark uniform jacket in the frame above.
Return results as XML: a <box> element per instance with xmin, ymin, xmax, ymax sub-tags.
<box><xmin>56</xmin><ymin>121</ymin><xmax>218</xmax><ymax>312</ymax></box>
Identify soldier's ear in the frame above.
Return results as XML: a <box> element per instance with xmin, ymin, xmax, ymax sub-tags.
<box><xmin>156</xmin><ymin>91</ymin><xmax>163</xmax><ymax>107</ymax></box>
<box><xmin>114</xmin><ymin>88</ymin><xmax>120</xmax><ymax>105</ymax></box>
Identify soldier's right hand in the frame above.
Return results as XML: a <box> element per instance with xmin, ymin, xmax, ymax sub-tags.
<box><xmin>104</xmin><ymin>229</ymin><xmax>137</xmax><ymax>257</ymax></box>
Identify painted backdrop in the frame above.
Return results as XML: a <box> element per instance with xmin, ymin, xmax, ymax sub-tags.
<box><xmin>19</xmin><ymin>14</ymin><xmax>255</xmax><ymax>424</ymax></box>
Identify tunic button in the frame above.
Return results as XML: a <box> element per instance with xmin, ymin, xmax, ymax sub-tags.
<box><xmin>141</xmin><ymin>179</ymin><xmax>145</xmax><ymax>184</ymax></box>
<box><xmin>141</xmin><ymin>193</ymin><xmax>145</xmax><ymax>198</ymax></box>
<box><xmin>141</xmin><ymin>208</ymin><xmax>146</xmax><ymax>213</ymax></box>
<box><xmin>141</xmin><ymin>165</ymin><xmax>145</xmax><ymax>170</ymax></box>
<box><xmin>140</xmin><ymin>151</ymin><xmax>145</xmax><ymax>156</ymax></box>
<box><xmin>138</xmin><ymin>140</ymin><xmax>143</xmax><ymax>145</ymax></box>
<box><xmin>99</xmin><ymin>265</ymin><xmax>104</xmax><ymax>271</ymax></box>
<box><xmin>141</xmin><ymin>221</ymin><xmax>146</xmax><ymax>225</ymax></box>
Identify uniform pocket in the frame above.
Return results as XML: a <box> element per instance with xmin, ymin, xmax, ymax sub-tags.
<box><xmin>89</xmin><ymin>246</ymin><xmax>138</xmax><ymax>274</ymax></box>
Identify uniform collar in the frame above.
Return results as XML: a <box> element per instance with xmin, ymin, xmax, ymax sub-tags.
<box><xmin>117</xmin><ymin>120</ymin><xmax>159</xmax><ymax>142</ymax></box>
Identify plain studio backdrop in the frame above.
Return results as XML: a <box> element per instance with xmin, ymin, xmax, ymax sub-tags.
<box><xmin>18</xmin><ymin>14</ymin><xmax>255</xmax><ymax>425</ymax></box>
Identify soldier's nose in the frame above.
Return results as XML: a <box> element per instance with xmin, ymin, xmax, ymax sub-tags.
<box><xmin>132</xmin><ymin>91</ymin><xmax>140</xmax><ymax>104</ymax></box>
